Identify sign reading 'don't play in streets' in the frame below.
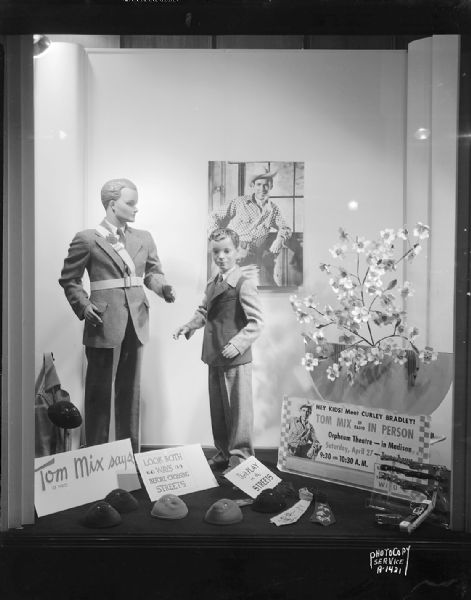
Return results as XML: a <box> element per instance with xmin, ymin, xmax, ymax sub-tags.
<box><xmin>278</xmin><ymin>397</ymin><xmax>431</xmax><ymax>490</ymax></box>
<box><xmin>223</xmin><ymin>456</ymin><xmax>282</xmax><ymax>499</ymax></box>
<box><xmin>134</xmin><ymin>444</ymin><xmax>219</xmax><ymax>501</ymax></box>
<box><xmin>34</xmin><ymin>439</ymin><xmax>140</xmax><ymax>517</ymax></box>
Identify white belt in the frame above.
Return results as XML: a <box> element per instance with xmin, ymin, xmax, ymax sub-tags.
<box><xmin>90</xmin><ymin>276</ymin><xmax>143</xmax><ymax>291</ymax></box>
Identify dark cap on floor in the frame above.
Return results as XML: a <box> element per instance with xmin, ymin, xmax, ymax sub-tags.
<box><xmin>81</xmin><ymin>501</ymin><xmax>122</xmax><ymax>528</ymax></box>
<box><xmin>251</xmin><ymin>488</ymin><xmax>287</xmax><ymax>513</ymax></box>
<box><xmin>104</xmin><ymin>489</ymin><xmax>139</xmax><ymax>513</ymax></box>
<box><xmin>204</xmin><ymin>499</ymin><xmax>243</xmax><ymax>525</ymax></box>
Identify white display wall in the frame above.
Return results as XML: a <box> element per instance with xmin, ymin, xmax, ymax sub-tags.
<box><xmin>34</xmin><ymin>41</ymin><xmax>457</xmax><ymax>464</ymax></box>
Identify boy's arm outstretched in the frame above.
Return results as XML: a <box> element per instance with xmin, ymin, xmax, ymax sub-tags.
<box><xmin>173</xmin><ymin>291</ymin><xmax>208</xmax><ymax>340</ymax></box>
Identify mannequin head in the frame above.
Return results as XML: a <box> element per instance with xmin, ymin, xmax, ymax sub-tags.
<box><xmin>101</xmin><ymin>178</ymin><xmax>137</xmax><ymax>209</ymax></box>
<box><xmin>101</xmin><ymin>178</ymin><xmax>138</xmax><ymax>227</ymax></box>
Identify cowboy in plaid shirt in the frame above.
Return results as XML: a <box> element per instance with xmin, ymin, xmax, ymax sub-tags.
<box><xmin>208</xmin><ymin>169</ymin><xmax>292</xmax><ymax>284</ymax></box>
<box><xmin>287</xmin><ymin>403</ymin><xmax>322</xmax><ymax>459</ymax></box>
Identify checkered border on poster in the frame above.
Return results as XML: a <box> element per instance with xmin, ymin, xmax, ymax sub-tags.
<box><xmin>416</xmin><ymin>415</ymin><xmax>431</xmax><ymax>463</ymax></box>
<box><xmin>277</xmin><ymin>396</ymin><xmax>292</xmax><ymax>469</ymax></box>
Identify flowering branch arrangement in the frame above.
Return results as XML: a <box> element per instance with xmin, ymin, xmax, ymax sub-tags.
<box><xmin>290</xmin><ymin>223</ymin><xmax>437</xmax><ymax>385</ymax></box>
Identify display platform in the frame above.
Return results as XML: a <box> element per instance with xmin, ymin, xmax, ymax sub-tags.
<box><xmin>2</xmin><ymin>450</ymin><xmax>469</xmax><ymax>549</ymax></box>
<box><xmin>2</xmin><ymin>449</ymin><xmax>470</xmax><ymax>600</ymax></box>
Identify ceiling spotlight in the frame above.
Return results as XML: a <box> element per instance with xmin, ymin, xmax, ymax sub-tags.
<box><xmin>414</xmin><ymin>128</ymin><xmax>431</xmax><ymax>141</ymax></box>
<box><xmin>33</xmin><ymin>34</ymin><xmax>51</xmax><ymax>57</ymax></box>
<box><xmin>348</xmin><ymin>200</ymin><xmax>359</xmax><ymax>211</ymax></box>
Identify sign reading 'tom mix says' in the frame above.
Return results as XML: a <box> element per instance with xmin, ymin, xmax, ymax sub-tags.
<box><xmin>34</xmin><ymin>438</ymin><xmax>140</xmax><ymax>517</ymax></box>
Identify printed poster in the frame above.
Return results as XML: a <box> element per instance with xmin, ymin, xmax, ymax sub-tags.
<box><xmin>278</xmin><ymin>396</ymin><xmax>431</xmax><ymax>491</ymax></box>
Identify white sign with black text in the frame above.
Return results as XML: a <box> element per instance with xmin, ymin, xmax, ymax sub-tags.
<box><xmin>34</xmin><ymin>439</ymin><xmax>140</xmax><ymax>517</ymax></box>
<box><xmin>134</xmin><ymin>444</ymin><xmax>219</xmax><ymax>501</ymax></box>
<box><xmin>223</xmin><ymin>456</ymin><xmax>282</xmax><ymax>499</ymax></box>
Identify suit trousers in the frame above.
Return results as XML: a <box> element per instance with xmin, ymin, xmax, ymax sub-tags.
<box><xmin>208</xmin><ymin>363</ymin><xmax>254</xmax><ymax>460</ymax></box>
<box><xmin>84</xmin><ymin>316</ymin><xmax>143</xmax><ymax>453</ymax></box>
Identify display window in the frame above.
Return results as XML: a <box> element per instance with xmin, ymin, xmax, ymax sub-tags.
<box><xmin>1</xmin><ymin>9</ymin><xmax>471</xmax><ymax>597</ymax></box>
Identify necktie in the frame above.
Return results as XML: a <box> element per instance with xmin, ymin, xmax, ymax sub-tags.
<box><xmin>117</xmin><ymin>228</ymin><xmax>126</xmax><ymax>245</ymax></box>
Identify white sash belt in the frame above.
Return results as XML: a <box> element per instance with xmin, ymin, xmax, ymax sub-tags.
<box><xmin>90</xmin><ymin>276</ymin><xmax>143</xmax><ymax>291</ymax></box>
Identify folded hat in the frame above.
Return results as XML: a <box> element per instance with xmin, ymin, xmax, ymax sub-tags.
<box><xmin>251</xmin><ymin>489</ymin><xmax>287</xmax><ymax>514</ymax></box>
<box><xmin>151</xmin><ymin>494</ymin><xmax>188</xmax><ymax>520</ymax></box>
<box><xmin>204</xmin><ymin>499</ymin><xmax>243</xmax><ymax>525</ymax></box>
<box><xmin>47</xmin><ymin>393</ymin><xmax>82</xmax><ymax>429</ymax></box>
<box><xmin>273</xmin><ymin>480</ymin><xmax>298</xmax><ymax>500</ymax></box>
<box><xmin>104</xmin><ymin>488</ymin><xmax>139</xmax><ymax>513</ymax></box>
<box><xmin>81</xmin><ymin>501</ymin><xmax>122</xmax><ymax>528</ymax></box>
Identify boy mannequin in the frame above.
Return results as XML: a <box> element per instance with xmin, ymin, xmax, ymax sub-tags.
<box><xmin>174</xmin><ymin>228</ymin><xmax>263</xmax><ymax>471</ymax></box>
<box><xmin>60</xmin><ymin>178</ymin><xmax>175</xmax><ymax>452</ymax></box>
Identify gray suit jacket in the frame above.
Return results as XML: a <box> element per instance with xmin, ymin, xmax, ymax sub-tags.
<box><xmin>186</xmin><ymin>266</ymin><xmax>263</xmax><ymax>365</ymax></box>
<box><xmin>59</xmin><ymin>221</ymin><xmax>167</xmax><ymax>348</ymax></box>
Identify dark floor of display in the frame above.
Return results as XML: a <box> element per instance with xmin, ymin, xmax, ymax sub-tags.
<box><xmin>2</xmin><ymin>449</ymin><xmax>469</xmax><ymax>547</ymax></box>
<box><xmin>2</xmin><ymin>450</ymin><xmax>471</xmax><ymax>600</ymax></box>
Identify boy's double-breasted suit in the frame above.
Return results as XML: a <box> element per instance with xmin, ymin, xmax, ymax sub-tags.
<box><xmin>185</xmin><ymin>266</ymin><xmax>263</xmax><ymax>460</ymax></box>
<box><xmin>59</xmin><ymin>220</ymin><xmax>168</xmax><ymax>451</ymax></box>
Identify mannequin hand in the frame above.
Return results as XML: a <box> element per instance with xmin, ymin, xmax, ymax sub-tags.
<box><xmin>84</xmin><ymin>303</ymin><xmax>103</xmax><ymax>327</ymax></box>
<box><xmin>221</xmin><ymin>343</ymin><xmax>240</xmax><ymax>359</ymax></box>
<box><xmin>163</xmin><ymin>285</ymin><xmax>176</xmax><ymax>303</ymax></box>
<box><xmin>173</xmin><ymin>325</ymin><xmax>191</xmax><ymax>340</ymax></box>
<box><xmin>269</xmin><ymin>239</ymin><xmax>283</xmax><ymax>254</ymax></box>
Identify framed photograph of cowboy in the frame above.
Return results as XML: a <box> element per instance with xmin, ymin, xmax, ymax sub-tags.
<box><xmin>208</xmin><ymin>161</ymin><xmax>304</xmax><ymax>290</ymax></box>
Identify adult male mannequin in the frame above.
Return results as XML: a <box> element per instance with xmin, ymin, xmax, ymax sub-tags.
<box><xmin>59</xmin><ymin>178</ymin><xmax>175</xmax><ymax>452</ymax></box>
